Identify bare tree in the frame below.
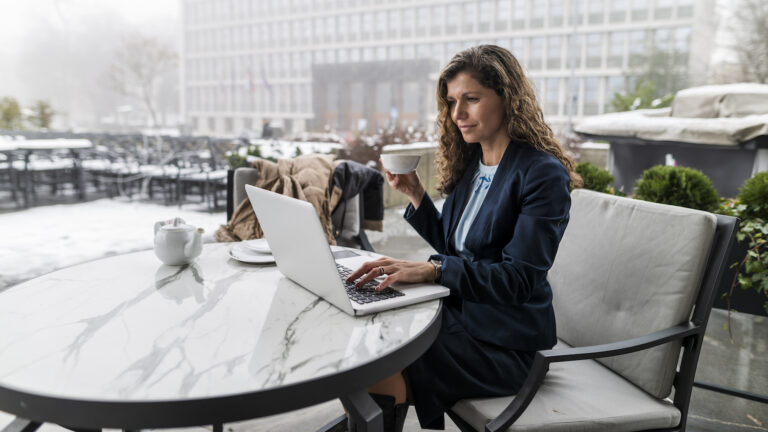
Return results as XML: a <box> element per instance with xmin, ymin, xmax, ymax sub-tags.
<box><xmin>729</xmin><ymin>0</ymin><xmax>768</xmax><ymax>83</ymax></box>
<box><xmin>108</xmin><ymin>35</ymin><xmax>177</xmax><ymax>127</ymax></box>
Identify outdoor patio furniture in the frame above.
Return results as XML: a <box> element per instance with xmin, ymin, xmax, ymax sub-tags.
<box><xmin>446</xmin><ymin>189</ymin><xmax>738</xmax><ymax>432</ymax></box>
<box><xmin>575</xmin><ymin>83</ymin><xmax>768</xmax><ymax>196</ymax></box>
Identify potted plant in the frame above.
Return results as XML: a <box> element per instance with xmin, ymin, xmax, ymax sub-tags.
<box><xmin>716</xmin><ymin>172</ymin><xmax>768</xmax><ymax>324</ymax></box>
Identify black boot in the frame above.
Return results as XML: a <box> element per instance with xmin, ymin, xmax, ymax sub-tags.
<box><xmin>370</xmin><ymin>393</ymin><xmax>409</xmax><ymax>432</ymax></box>
<box><xmin>323</xmin><ymin>394</ymin><xmax>409</xmax><ymax>432</ymax></box>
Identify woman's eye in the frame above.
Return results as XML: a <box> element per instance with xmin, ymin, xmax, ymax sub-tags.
<box><xmin>467</xmin><ymin>97</ymin><xmax>478</xmax><ymax>102</ymax></box>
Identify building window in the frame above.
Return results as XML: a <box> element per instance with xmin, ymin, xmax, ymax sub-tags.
<box><xmin>529</xmin><ymin>37</ymin><xmax>544</xmax><ymax>70</ymax></box>
<box><xmin>403</xmin><ymin>44</ymin><xmax>415</xmax><ymax>59</ymax></box>
<box><xmin>479</xmin><ymin>0</ymin><xmax>493</xmax><ymax>32</ymax></box>
<box><xmin>496</xmin><ymin>0</ymin><xmax>511</xmax><ymax>31</ymax></box>
<box><xmin>605</xmin><ymin>75</ymin><xmax>625</xmax><ymax>112</ymax></box>
<box><xmin>325</xmin><ymin>17</ymin><xmax>335</xmax><ymax>43</ymax></box>
<box><xmin>583</xmin><ymin>77</ymin><xmax>599</xmax><ymax>115</ymax></box>
<box><xmin>362</xmin><ymin>12</ymin><xmax>374</xmax><ymax>40</ymax></box>
<box><xmin>363</xmin><ymin>47</ymin><xmax>374</xmax><ymax>61</ymax></box>
<box><xmin>673</xmin><ymin>27</ymin><xmax>691</xmax><ymax>66</ymax></box>
<box><xmin>417</xmin><ymin>7</ymin><xmax>429</xmax><ymax>37</ymax></box>
<box><xmin>549</xmin><ymin>0</ymin><xmax>564</xmax><ymax>27</ymax></box>
<box><xmin>610</xmin><ymin>0</ymin><xmax>628</xmax><ymax>22</ymax></box>
<box><xmin>547</xmin><ymin>35</ymin><xmax>562</xmax><ymax>69</ymax></box>
<box><xmin>569</xmin><ymin>0</ymin><xmax>585</xmax><ymax>26</ymax></box>
<box><xmin>512</xmin><ymin>0</ymin><xmax>526</xmax><ymax>29</ymax></box>
<box><xmin>512</xmin><ymin>38</ymin><xmax>526</xmax><ymax>64</ymax></box>
<box><xmin>677</xmin><ymin>0</ymin><xmax>694</xmax><ymax>18</ymax></box>
<box><xmin>588</xmin><ymin>0</ymin><xmax>605</xmax><ymax>24</ymax></box>
<box><xmin>376</xmin><ymin>46</ymin><xmax>387</xmax><ymax>61</ymax></box>
<box><xmin>654</xmin><ymin>0</ymin><xmax>673</xmax><ymax>19</ymax></box>
<box><xmin>545</xmin><ymin>78</ymin><xmax>560</xmax><ymax>115</ymax></box>
<box><xmin>607</xmin><ymin>31</ymin><xmax>626</xmax><ymax>67</ymax></box>
<box><xmin>432</xmin><ymin>43</ymin><xmax>446</xmax><ymax>66</ymax></box>
<box><xmin>432</xmin><ymin>5</ymin><xmax>445</xmax><ymax>36</ymax></box>
<box><xmin>530</xmin><ymin>1</ymin><xmax>544</xmax><ymax>28</ymax></box>
<box><xmin>349</xmin><ymin>14</ymin><xmax>361</xmax><ymax>41</ymax></box>
<box><xmin>628</xmin><ymin>30</ymin><xmax>647</xmax><ymax>66</ymax></box>
<box><xmin>375</xmin><ymin>11</ymin><xmax>387</xmax><ymax>40</ymax></box>
<box><xmin>631</xmin><ymin>0</ymin><xmax>648</xmax><ymax>21</ymax></box>
<box><xmin>446</xmin><ymin>4</ymin><xmax>460</xmax><ymax>34</ymax></box>
<box><xmin>350</xmin><ymin>47</ymin><xmax>361</xmax><ymax>62</ymax></box>
<box><xmin>388</xmin><ymin>10</ymin><xmax>400</xmax><ymax>38</ymax></box>
<box><xmin>463</xmin><ymin>2</ymin><xmax>478</xmax><ymax>33</ymax></box>
<box><xmin>389</xmin><ymin>45</ymin><xmax>402</xmax><ymax>60</ymax></box>
<box><xmin>402</xmin><ymin>9</ymin><xmax>414</xmax><ymax>38</ymax></box>
<box><xmin>585</xmin><ymin>33</ymin><xmax>603</xmax><ymax>68</ymax></box>
<box><xmin>568</xmin><ymin>34</ymin><xmax>584</xmax><ymax>69</ymax></box>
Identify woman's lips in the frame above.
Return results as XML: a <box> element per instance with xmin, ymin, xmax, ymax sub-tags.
<box><xmin>459</xmin><ymin>125</ymin><xmax>476</xmax><ymax>132</ymax></box>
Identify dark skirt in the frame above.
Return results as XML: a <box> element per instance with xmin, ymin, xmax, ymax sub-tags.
<box><xmin>405</xmin><ymin>303</ymin><xmax>535</xmax><ymax>430</ymax></box>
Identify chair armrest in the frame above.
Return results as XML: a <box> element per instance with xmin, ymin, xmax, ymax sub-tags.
<box><xmin>484</xmin><ymin>322</ymin><xmax>699</xmax><ymax>432</ymax></box>
<box><xmin>538</xmin><ymin>322</ymin><xmax>698</xmax><ymax>363</ymax></box>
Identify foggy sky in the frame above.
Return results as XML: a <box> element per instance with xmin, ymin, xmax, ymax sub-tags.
<box><xmin>0</xmin><ymin>0</ymin><xmax>179</xmax><ymax>129</ymax></box>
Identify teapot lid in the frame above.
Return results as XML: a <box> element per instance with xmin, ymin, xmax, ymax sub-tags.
<box><xmin>160</xmin><ymin>217</ymin><xmax>194</xmax><ymax>231</ymax></box>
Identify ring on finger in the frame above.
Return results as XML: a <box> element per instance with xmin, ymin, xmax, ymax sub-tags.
<box><xmin>378</xmin><ymin>266</ymin><xmax>385</xmax><ymax>276</ymax></box>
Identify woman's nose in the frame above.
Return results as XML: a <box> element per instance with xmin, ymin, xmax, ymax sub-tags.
<box><xmin>452</xmin><ymin>102</ymin><xmax>467</xmax><ymax>121</ymax></box>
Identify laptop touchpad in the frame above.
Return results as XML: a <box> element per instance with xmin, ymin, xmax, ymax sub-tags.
<box><xmin>333</xmin><ymin>250</ymin><xmax>360</xmax><ymax>259</ymax></box>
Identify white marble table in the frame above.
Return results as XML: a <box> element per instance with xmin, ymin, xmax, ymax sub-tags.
<box><xmin>0</xmin><ymin>243</ymin><xmax>442</xmax><ymax>431</ymax></box>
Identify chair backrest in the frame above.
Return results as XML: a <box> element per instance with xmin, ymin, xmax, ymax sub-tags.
<box><xmin>548</xmin><ymin>189</ymin><xmax>717</xmax><ymax>398</ymax></box>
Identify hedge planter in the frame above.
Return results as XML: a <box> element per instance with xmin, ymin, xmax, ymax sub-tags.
<box><xmin>713</xmin><ymin>237</ymin><xmax>768</xmax><ymax>317</ymax></box>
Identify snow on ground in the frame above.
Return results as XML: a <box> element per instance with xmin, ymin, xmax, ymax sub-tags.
<box><xmin>0</xmin><ymin>199</ymin><xmax>225</xmax><ymax>290</ymax></box>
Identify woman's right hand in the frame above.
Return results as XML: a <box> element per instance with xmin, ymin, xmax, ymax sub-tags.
<box><xmin>384</xmin><ymin>169</ymin><xmax>425</xmax><ymax>209</ymax></box>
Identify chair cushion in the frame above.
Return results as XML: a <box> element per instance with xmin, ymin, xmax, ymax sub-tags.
<box><xmin>450</xmin><ymin>340</ymin><xmax>681</xmax><ymax>432</ymax></box>
<box><xmin>548</xmin><ymin>189</ymin><xmax>716</xmax><ymax>398</ymax></box>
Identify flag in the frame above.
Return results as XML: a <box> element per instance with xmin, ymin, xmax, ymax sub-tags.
<box><xmin>260</xmin><ymin>64</ymin><xmax>272</xmax><ymax>94</ymax></box>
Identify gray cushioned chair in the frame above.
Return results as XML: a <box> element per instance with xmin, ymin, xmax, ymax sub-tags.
<box><xmin>447</xmin><ymin>189</ymin><xmax>738</xmax><ymax>432</ymax></box>
<box><xmin>227</xmin><ymin>167</ymin><xmax>374</xmax><ymax>251</ymax></box>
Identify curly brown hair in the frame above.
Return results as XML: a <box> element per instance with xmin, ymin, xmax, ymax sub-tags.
<box><xmin>435</xmin><ymin>45</ymin><xmax>582</xmax><ymax>195</ymax></box>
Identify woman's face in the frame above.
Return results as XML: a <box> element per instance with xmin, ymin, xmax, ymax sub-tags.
<box><xmin>445</xmin><ymin>71</ymin><xmax>508</xmax><ymax>148</ymax></box>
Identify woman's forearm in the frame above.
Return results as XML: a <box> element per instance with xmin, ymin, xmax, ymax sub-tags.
<box><xmin>408</xmin><ymin>184</ymin><xmax>426</xmax><ymax>209</ymax></box>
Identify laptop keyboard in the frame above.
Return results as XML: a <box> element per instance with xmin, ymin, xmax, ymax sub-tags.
<box><xmin>336</xmin><ymin>264</ymin><xmax>405</xmax><ymax>305</ymax></box>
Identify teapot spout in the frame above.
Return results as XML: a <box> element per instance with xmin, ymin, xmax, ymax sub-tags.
<box><xmin>184</xmin><ymin>228</ymin><xmax>204</xmax><ymax>259</ymax></box>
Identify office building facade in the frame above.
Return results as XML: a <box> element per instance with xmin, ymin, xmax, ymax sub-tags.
<box><xmin>180</xmin><ymin>0</ymin><xmax>716</xmax><ymax>136</ymax></box>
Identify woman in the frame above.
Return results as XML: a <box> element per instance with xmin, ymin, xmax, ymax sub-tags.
<box><xmin>346</xmin><ymin>45</ymin><xmax>582</xmax><ymax>431</ymax></box>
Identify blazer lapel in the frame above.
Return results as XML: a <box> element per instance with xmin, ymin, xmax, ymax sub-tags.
<box><xmin>457</xmin><ymin>141</ymin><xmax>518</xmax><ymax>249</ymax></box>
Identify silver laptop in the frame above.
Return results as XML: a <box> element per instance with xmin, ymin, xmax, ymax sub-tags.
<box><xmin>245</xmin><ymin>184</ymin><xmax>449</xmax><ymax>316</ymax></box>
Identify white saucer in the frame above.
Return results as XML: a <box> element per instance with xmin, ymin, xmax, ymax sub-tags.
<box><xmin>241</xmin><ymin>238</ymin><xmax>271</xmax><ymax>254</ymax></box>
<box><xmin>228</xmin><ymin>244</ymin><xmax>276</xmax><ymax>264</ymax></box>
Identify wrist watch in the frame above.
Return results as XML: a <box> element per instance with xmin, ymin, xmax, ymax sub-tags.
<box><xmin>429</xmin><ymin>258</ymin><xmax>443</xmax><ymax>284</ymax></box>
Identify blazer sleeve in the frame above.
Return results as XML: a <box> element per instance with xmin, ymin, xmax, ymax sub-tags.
<box><xmin>433</xmin><ymin>158</ymin><xmax>571</xmax><ymax>306</ymax></box>
<box><xmin>403</xmin><ymin>192</ymin><xmax>448</xmax><ymax>255</ymax></box>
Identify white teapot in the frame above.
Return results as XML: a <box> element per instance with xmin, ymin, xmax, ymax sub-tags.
<box><xmin>153</xmin><ymin>218</ymin><xmax>204</xmax><ymax>266</ymax></box>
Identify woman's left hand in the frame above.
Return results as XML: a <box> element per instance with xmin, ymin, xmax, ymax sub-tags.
<box><xmin>346</xmin><ymin>257</ymin><xmax>436</xmax><ymax>291</ymax></box>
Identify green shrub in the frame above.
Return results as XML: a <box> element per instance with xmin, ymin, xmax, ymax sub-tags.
<box><xmin>737</xmin><ymin>171</ymin><xmax>768</xmax><ymax>221</ymax></box>
<box><xmin>225</xmin><ymin>153</ymin><xmax>248</xmax><ymax>169</ymax></box>
<box><xmin>575</xmin><ymin>162</ymin><xmax>615</xmax><ymax>193</ymax></box>
<box><xmin>633</xmin><ymin>165</ymin><xmax>719</xmax><ymax>212</ymax></box>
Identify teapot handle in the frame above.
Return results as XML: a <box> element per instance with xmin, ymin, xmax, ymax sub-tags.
<box><xmin>154</xmin><ymin>221</ymin><xmax>165</xmax><ymax>235</ymax></box>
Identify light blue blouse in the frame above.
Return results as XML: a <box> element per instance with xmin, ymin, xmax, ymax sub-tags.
<box><xmin>453</xmin><ymin>159</ymin><xmax>498</xmax><ymax>260</ymax></box>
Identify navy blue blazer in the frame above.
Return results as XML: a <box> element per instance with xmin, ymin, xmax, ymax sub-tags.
<box><xmin>404</xmin><ymin>140</ymin><xmax>571</xmax><ymax>351</ymax></box>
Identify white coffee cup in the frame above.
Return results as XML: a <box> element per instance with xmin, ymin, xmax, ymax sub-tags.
<box><xmin>380</xmin><ymin>154</ymin><xmax>421</xmax><ymax>174</ymax></box>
